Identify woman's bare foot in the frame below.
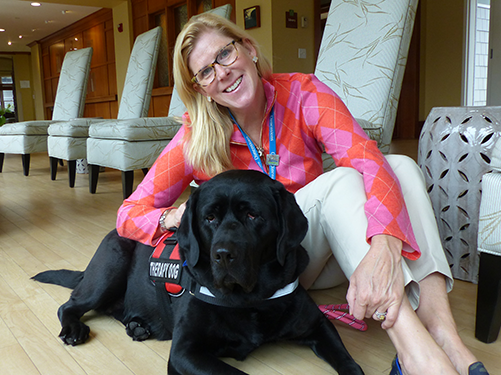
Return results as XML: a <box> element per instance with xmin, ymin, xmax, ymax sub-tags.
<box><xmin>386</xmin><ymin>298</ymin><xmax>459</xmax><ymax>375</ymax></box>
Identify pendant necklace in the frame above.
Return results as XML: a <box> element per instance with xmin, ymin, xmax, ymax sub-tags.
<box><xmin>256</xmin><ymin>145</ymin><xmax>264</xmax><ymax>158</ymax></box>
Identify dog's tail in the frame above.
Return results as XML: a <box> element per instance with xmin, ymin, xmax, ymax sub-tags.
<box><xmin>32</xmin><ymin>270</ymin><xmax>84</xmax><ymax>289</ymax></box>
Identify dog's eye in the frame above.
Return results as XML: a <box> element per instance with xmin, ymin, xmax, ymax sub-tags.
<box><xmin>247</xmin><ymin>213</ymin><xmax>257</xmax><ymax>220</ymax></box>
<box><xmin>206</xmin><ymin>215</ymin><xmax>216</xmax><ymax>223</ymax></box>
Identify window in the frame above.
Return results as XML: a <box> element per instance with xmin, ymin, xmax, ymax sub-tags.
<box><xmin>174</xmin><ymin>4</ymin><xmax>189</xmax><ymax>35</ymax></box>
<box><xmin>2</xmin><ymin>76</ymin><xmax>13</xmax><ymax>84</ymax></box>
<box><xmin>465</xmin><ymin>0</ymin><xmax>490</xmax><ymax>106</ymax></box>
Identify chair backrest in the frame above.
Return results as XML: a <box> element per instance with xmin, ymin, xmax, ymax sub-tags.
<box><xmin>168</xmin><ymin>4</ymin><xmax>233</xmax><ymax>117</ymax></box>
<box><xmin>52</xmin><ymin>47</ymin><xmax>93</xmax><ymax>121</ymax></box>
<box><xmin>117</xmin><ymin>27</ymin><xmax>162</xmax><ymax>120</ymax></box>
<box><xmin>314</xmin><ymin>0</ymin><xmax>418</xmax><ymax>153</ymax></box>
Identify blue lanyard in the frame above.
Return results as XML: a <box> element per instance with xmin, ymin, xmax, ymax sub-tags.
<box><xmin>229</xmin><ymin>106</ymin><xmax>278</xmax><ymax>179</ymax></box>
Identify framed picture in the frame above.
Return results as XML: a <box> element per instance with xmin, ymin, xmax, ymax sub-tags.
<box><xmin>244</xmin><ymin>6</ymin><xmax>261</xmax><ymax>30</ymax></box>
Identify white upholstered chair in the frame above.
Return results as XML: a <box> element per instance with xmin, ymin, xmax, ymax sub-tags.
<box><xmin>0</xmin><ymin>47</ymin><xmax>93</xmax><ymax>176</ymax></box>
<box><xmin>86</xmin><ymin>4</ymin><xmax>231</xmax><ymax>199</ymax></box>
<box><xmin>475</xmin><ymin>138</ymin><xmax>501</xmax><ymax>343</ymax></box>
<box><xmin>47</xmin><ymin>27</ymin><xmax>162</xmax><ymax>187</ymax></box>
<box><xmin>315</xmin><ymin>0</ymin><xmax>418</xmax><ymax>171</ymax></box>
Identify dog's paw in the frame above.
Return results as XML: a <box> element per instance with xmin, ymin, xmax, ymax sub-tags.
<box><xmin>59</xmin><ymin>322</ymin><xmax>90</xmax><ymax>346</ymax></box>
<box><xmin>126</xmin><ymin>320</ymin><xmax>150</xmax><ymax>341</ymax></box>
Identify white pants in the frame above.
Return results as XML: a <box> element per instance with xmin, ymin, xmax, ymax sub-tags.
<box><xmin>295</xmin><ymin>155</ymin><xmax>453</xmax><ymax>310</ymax></box>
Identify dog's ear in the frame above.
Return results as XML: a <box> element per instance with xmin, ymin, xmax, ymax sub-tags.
<box><xmin>274</xmin><ymin>182</ymin><xmax>308</xmax><ymax>266</ymax></box>
<box><xmin>177</xmin><ymin>189</ymin><xmax>200</xmax><ymax>267</ymax></box>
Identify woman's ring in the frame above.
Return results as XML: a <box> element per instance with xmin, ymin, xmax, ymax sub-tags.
<box><xmin>374</xmin><ymin>311</ymin><xmax>387</xmax><ymax>321</ymax></box>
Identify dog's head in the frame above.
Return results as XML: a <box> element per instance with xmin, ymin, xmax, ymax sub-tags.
<box><xmin>177</xmin><ymin>170</ymin><xmax>309</xmax><ymax>303</ymax></box>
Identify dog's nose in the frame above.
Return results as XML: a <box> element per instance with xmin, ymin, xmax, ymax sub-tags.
<box><xmin>213</xmin><ymin>248</ymin><xmax>235</xmax><ymax>266</ymax></box>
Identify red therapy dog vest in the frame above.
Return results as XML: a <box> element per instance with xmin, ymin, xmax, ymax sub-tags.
<box><xmin>149</xmin><ymin>231</ymin><xmax>184</xmax><ymax>296</ymax></box>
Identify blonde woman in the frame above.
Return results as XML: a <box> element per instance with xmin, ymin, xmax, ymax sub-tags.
<box><xmin>117</xmin><ymin>13</ymin><xmax>488</xmax><ymax>375</ymax></box>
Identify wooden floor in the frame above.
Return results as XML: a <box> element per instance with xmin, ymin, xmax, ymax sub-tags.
<box><xmin>0</xmin><ymin>142</ymin><xmax>500</xmax><ymax>375</ymax></box>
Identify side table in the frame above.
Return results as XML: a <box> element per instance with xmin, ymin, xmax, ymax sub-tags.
<box><xmin>418</xmin><ymin>106</ymin><xmax>501</xmax><ymax>282</ymax></box>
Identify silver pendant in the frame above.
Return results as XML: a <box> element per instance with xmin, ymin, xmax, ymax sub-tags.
<box><xmin>256</xmin><ymin>147</ymin><xmax>264</xmax><ymax>158</ymax></box>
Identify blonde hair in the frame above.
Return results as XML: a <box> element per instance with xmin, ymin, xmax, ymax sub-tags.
<box><xmin>173</xmin><ymin>12</ymin><xmax>272</xmax><ymax>177</ymax></box>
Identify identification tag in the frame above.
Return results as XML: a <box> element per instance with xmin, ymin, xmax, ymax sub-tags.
<box><xmin>266</xmin><ymin>153</ymin><xmax>280</xmax><ymax>166</ymax></box>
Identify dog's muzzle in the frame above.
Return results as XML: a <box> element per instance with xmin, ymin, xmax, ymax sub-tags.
<box><xmin>210</xmin><ymin>240</ymin><xmax>258</xmax><ymax>294</ymax></box>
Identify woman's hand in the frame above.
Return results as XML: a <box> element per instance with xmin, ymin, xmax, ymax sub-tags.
<box><xmin>163</xmin><ymin>202</ymin><xmax>187</xmax><ymax>229</ymax></box>
<box><xmin>346</xmin><ymin>234</ymin><xmax>405</xmax><ymax>329</ymax></box>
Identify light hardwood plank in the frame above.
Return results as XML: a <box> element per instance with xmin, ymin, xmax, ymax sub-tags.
<box><xmin>0</xmin><ymin>343</ymin><xmax>41</xmax><ymax>375</ymax></box>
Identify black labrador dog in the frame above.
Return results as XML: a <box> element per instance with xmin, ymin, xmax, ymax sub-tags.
<box><xmin>34</xmin><ymin>170</ymin><xmax>364</xmax><ymax>375</ymax></box>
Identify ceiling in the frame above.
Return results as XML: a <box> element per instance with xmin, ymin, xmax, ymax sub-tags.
<box><xmin>0</xmin><ymin>0</ymin><xmax>111</xmax><ymax>53</ymax></box>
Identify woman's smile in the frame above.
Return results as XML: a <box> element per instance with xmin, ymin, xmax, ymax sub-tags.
<box><xmin>224</xmin><ymin>76</ymin><xmax>242</xmax><ymax>93</ymax></box>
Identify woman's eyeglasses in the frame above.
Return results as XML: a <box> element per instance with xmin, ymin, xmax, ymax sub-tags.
<box><xmin>192</xmin><ymin>40</ymin><xmax>239</xmax><ymax>87</ymax></box>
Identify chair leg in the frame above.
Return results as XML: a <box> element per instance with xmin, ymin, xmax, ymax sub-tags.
<box><xmin>0</xmin><ymin>153</ymin><xmax>4</xmax><ymax>172</ymax></box>
<box><xmin>50</xmin><ymin>157</ymin><xmax>58</xmax><ymax>180</ymax></box>
<box><xmin>89</xmin><ymin>164</ymin><xmax>100</xmax><ymax>194</ymax></box>
<box><xmin>68</xmin><ymin>160</ymin><xmax>76</xmax><ymax>188</ymax></box>
<box><xmin>475</xmin><ymin>252</ymin><xmax>501</xmax><ymax>343</ymax></box>
<box><xmin>142</xmin><ymin>168</ymin><xmax>149</xmax><ymax>176</ymax></box>
<box><xmin>122</xmin><ymin>171</ymin><xmax>134</xmax><ymax>200</ymax></box>
<box><xmin>22</xmin><ymin>154</ymin><xmax>30</xmax><ymax>176</ymax></box>
<box><xmin>59</xmin><ymin>159</ymin><xmax>64</xmax><ymax>167</ymax></box>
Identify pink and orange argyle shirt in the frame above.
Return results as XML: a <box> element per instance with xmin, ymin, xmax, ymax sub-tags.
<box><xmin>116</xmin><ymin>73</ymin><xmax>420</xmax><ymax>260</ymax></box>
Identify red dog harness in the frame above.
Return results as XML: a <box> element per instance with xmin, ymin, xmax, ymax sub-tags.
<box><xmin>149</xmin><ymin>230</ymin><xmax>185</xmax><ymax>297</ymax></box>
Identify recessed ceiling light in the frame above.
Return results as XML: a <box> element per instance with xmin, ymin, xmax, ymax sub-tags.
<box><xmin>19</xmin><ymin>35</ymin><xmax>23</xmax><ymax>39</ymax></box>
<box><xmin>0</xmin><ymin>29</ymin><xmax>5</xmax><ymax>32</ymax></box>
<box><xmin>8</xmin><ymin>41</ymin><xmax>12</xmax><ymax>45</ymax></box>
<box><xmin>31</xmin><ymin>2</ymin><xmax>41</xmax><ymax>6</ymax></box>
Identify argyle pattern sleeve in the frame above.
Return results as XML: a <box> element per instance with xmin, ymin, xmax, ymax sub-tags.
<box><xmin>116</xmin><ymin>73</ymin><xmax>420</xmax><ymax>259</ymax></box>
<box><xmin>116</xmin><ymin>125</ymin><xmax>194</xmax><ymax>246</ymax></box>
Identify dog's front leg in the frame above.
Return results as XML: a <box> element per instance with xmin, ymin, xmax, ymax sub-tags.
<box><xmin>168</xmin><ymin>339</ymin><xmax>248</xmax><ymax>375</ymax></box>
<box><xmin>58</xmin><ymin>230</ymin><xmax>136</xmax><ymax>345</ymax></box>
<box><xmin>305</xmin><ymin>318</ymin><xmax>365</xmax><ymax>375</ymax></box>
